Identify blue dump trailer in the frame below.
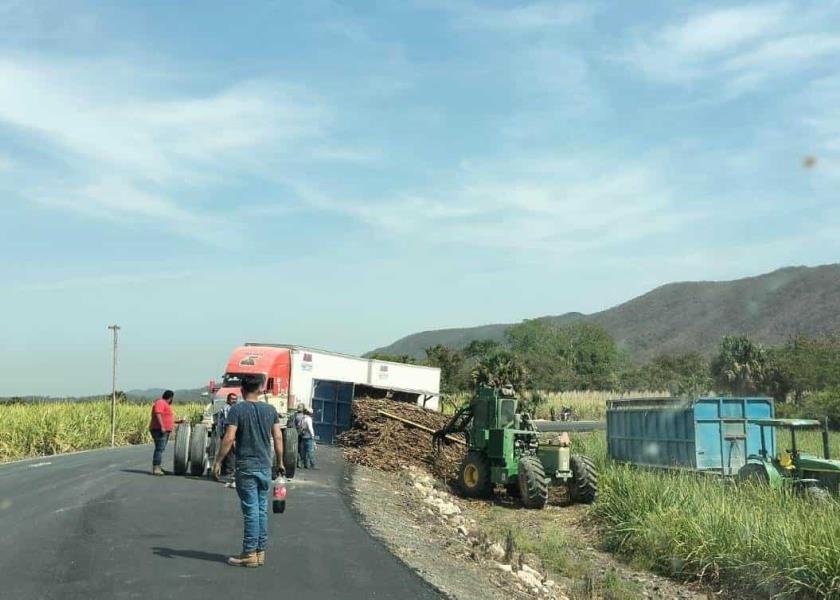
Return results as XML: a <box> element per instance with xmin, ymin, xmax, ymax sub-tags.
<box><xmin>606</xmin><ymin>397</ymin><xmax>775</xmax><ymax>475</ymax></box>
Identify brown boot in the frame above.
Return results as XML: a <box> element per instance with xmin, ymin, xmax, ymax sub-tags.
<box><xmin>256</xmin><ymin>550</ymin><xmax>265</xmax><ymax>566</ymax></box>
<box><xmin>152</xmin><ymin>466</ymin><xmax>165</xmax><ymax>476</ymax></box>
<box><xmin>227</xmin><ymin>552</ymin><xmax>260</xmax><ymax>568</ymax></box>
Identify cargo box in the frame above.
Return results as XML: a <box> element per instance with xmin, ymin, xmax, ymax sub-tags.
<box><xmin>606</xmin><ymin>397</ymin><xmax>775</xmax><ymax>475</ymax></box>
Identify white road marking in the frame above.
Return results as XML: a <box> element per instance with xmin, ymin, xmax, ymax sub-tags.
<box><xmin>27</xmin><ymin>462</ymin><xmax>52</xmax><ymax>468</ymax></box>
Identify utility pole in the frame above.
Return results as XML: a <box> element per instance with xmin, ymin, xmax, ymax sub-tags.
<box><xmin>108</xmin><ymin>324</ymin><xmax>120</xmax><ymax>447</ymax></box>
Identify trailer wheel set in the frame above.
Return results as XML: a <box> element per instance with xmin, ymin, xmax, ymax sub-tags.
<box><xmin>172</xmin><ymin>421</ymin><xmax>299</xmax><ymax>478</ymax></box>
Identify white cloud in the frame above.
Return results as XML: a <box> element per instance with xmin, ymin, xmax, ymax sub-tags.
<box><xmin>0</xmin><ymin>59</ymin><xmax>329</xmax><ymax>181</ymax></box>
<box><xmin>33</xmin><ymin>178</ymin><xmax>235</xmax><ymax>242</ymax></box>
<box><xmin>661</xmin><ymin>4</ymin><xmax>788</xmax><ymax>55</ymax></box>
<box><xmin>0</xmin><ymin>56</ymin><xmax>366</xmax><ymax>238</ymax></box>
<box><xmin>622</xmin><ymin>3</ymin><xmax>840</xmax><ymax>96</ymax></box>
<box><xmin>294</xmin><ymin>154</ymin><xmax>696</xmax><ymax>256</ymax></box>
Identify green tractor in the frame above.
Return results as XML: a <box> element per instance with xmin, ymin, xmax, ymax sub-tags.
<box><xmin>433</xmin><ymin>386</ymin><xmax>598</xmax><ymax>509</ymax></box>
<box><xmin>738</xmin><ymin>418</ymin><xmax>840</xmax><ymax>499</ymax></box>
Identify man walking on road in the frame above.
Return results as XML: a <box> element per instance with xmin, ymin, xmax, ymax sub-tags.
<box><xmin>149</xmin><ymin>390</ymin><xmax>183</xmax><ymax>476</ymax></box>
<box><xmin>212</xmin><ymin>379</ymin><xmax>285</xmax><ymax>567</ymax></box>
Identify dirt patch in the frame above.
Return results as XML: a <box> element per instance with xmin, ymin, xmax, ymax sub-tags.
<box><xmin>350</xmin><ymin>464</ymin><xmax>565</xmax><ymax>600</ymax></box>
<box><xmin>351</xmin><ymin>463</ymin><xmax>709</xmax><ymax>600</ymax></box>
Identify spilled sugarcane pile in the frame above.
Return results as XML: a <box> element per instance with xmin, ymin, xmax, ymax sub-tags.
<box><xmin>336</xmin><ymin>397</ymin><xmax>465</xmax><ymax>481</ymax></box>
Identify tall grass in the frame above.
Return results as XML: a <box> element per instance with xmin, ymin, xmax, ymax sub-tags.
<box><xmin>1</xmin><ymin>401</ymin><xmax>205</xmax><ymax>463</ymax></box>
<box><xmin>567</xmin><ymin>429</ymin><xmax>840</xmax><ymax>598</ymax></box>
<box><xmin>593</xmin><ymin>465</ymin><xmax>840</xmax><ymax>597</ymax></box>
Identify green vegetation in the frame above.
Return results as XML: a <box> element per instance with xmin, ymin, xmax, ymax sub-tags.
<box><xmin>1</xmin><ymin>400</ymin><xmax>204</xmax><ymax>463</ymax></box>
<box><xmin>419</xmin><ymin>321</ymin><xmax>840</xmax><ymax>431</ymax></box>
<box><xmin>561</xmin><ymin>418</ymin><xmax>840</xmax><ymax>599</ymax></box>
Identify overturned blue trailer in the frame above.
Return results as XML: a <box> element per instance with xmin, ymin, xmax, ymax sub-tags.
<box><xmin>606</xmin><ymin>397</ymin><xmax>775</xmax><ymax>475</ymax></box>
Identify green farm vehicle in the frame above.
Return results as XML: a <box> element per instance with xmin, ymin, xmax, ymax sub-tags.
<box><xmin>738</xmin><ymin>418</ymin><xmax>840</xmax><ymax>498</ymax></box>
<box><xmin>433</xmin><ymin>386</ymin><xmax>598</xmax><ymax>509</ymax></box>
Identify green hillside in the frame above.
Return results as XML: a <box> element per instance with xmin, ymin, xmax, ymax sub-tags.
<box><xmin>369</xmin><ymin>264</ymin><xmax>840</xmax><ymax>361</ymax></box>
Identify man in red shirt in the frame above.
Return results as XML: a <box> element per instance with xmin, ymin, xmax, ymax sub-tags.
<box><xmin>149</xmin><ymin>390</ymin><xmax>183</xmax><ymax>475</ymax></box>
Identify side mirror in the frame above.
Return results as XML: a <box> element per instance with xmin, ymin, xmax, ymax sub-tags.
<box><xmin>209</xmin><ymin>379</ymin><xmax>217</xmax><ymax>394</ymax></box>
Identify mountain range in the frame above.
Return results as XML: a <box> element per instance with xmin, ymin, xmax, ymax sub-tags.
<box><xmin>369</xmin><ymin>264</ymin><xmax>840</xmax><ymax>361</ymax></box>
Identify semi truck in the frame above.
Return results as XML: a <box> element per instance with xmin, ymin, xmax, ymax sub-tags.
<box><xmin>172</xmin><ymin>343</ymin><xmax>441</xmax><ymax>478</ymax></box>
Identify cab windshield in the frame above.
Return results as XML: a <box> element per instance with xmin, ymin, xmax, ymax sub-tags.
<box><xmin>221</xmin><ymin>373</ymin><xmax>265</xmax><ymax>390</ymax></box>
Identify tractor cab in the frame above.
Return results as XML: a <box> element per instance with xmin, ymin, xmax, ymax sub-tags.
<box><xmin>740</xmin><ymin>417</ymin><xmax>839</xmax><ymax>497</ymax></box>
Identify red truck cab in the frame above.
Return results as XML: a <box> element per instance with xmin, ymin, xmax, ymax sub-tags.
<box><xmin>211</xmin><ymin>346</ymin><xmax>292</xmax><ymax>415</ymax></box>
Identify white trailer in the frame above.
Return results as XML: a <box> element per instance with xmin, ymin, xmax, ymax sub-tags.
<box><xmin>173</xmin><ymin>343</ymin><xmax>441</xmax><ymax>477</ymax></box>
<box><xmin>280</xmin><ymin>345</ymin><xmax>441</xmax><ymax>412</ymax></box>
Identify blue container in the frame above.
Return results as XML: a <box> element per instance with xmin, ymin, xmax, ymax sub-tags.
<box><xmin>606</xmin><ymin>397</ymin><xmax>775</xmax><ymax>475</ymax></box>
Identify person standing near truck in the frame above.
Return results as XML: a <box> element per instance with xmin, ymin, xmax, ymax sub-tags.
<box><xmin>212</xmin><ymin>378</ymin><xmax>285</xmax><ymax>568</ymax></box>
<box><xmin>299</xmin><ymin>407</ymin><xmax>316</xmax><ymax>469</ymax></box>
<box><xmin>292</xmin><ymin>403</ymin><xmax>306</xmax><ymax>468</ymax></box>
<box><xmin>149</xmin><ymin>390</ymin><xmax>184</xmax><ymax>476</ymax></box>
<box><xmin>219</xmin><ymin>393</ymin><xmax>239</xmax><ymax>479</ymax></box>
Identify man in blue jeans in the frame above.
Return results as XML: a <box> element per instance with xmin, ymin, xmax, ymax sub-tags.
<box><xmin>211</xmin><ymin>378</ymin><xmax>285</xmax><ymax>567</ymax></box>
<box><xmin>148</xmin><ymin>390</ymin><xmax>185</xmax><ymax>475</ymax></box>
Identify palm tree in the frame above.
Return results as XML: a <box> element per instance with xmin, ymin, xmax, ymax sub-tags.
<box><xmin>711</xmin><ymin>336</ymin><xmax>768</xmax><ymax>395</ymax></box>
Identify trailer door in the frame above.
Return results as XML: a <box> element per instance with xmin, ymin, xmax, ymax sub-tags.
<box><xmin>311</xmin><ymin>379</ymin><xmax>354</xmax><ymax>443</ymax></box>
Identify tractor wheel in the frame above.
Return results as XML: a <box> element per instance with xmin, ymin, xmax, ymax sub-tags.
<box><xmin>458</xmin><ymin>452</ymin><xmax>492</xmax><ymax>498</ymax></box>
<box><xmin>737</xmin><ymin>463</ymin><xmax>769</xmax><ymax>485</ymax></box>
<box><xmin>517</xmin><ymin>455</ymin><xmax>548</xmax><ymax>509</ymax></box>
<box><xmin>173</xmin><ymin>423</ymin><xmax>191</xmax><ymax>476</ymax></box>
<box><xmin>570</xmin><ymin>454</ymin><xmax>598</xmax><ymax>504</ymax></box>
<box><xmin>282</xmin><ymin>427</ymin><xmax>298</xmax><ymax>479</ymax></box>
<box><xmin>188</xmin><ymin>424</ymin><xmax>208</xmax><ymax>476</ymax></box>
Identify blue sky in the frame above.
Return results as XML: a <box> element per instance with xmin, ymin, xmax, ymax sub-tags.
<box><xmin>2</xmin><ymin>1</ymin><xmax>839</xmax><ymax>395</ymax></box>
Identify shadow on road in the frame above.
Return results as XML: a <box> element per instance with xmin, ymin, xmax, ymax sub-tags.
<box><xmin>152</xmin><ymin>547</ymin><xmax>228</xmax><ymax>564</ymax></box>
<box><xmin>120</xmin><ymin>469</ymin><xmax>220</xmax><ymax>483</ymax></box>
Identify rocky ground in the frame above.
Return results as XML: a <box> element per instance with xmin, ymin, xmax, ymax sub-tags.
<box><xmin>349</xmin><ymin>463</ymin><xmax>710</xmax><ymax>600</ymax></box>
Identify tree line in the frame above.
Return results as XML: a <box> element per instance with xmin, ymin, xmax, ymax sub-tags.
<box><xmin>370</xmin><ymin>318</ymin><xmax>840</xmax><ymax>425</ymax></box>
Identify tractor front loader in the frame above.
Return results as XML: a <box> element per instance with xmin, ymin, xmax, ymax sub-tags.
<box><xmin>433</xmin><ymin>386</ymin><xmax>598</xmax><ymax>509</ymax></box>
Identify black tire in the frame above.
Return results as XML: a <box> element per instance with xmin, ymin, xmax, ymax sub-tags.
<box><xmin>738</xmin><ymin>462</ymin><xmax>770</xmax><ymax>485</ymax></box>
<box><xmin>518</xmin><ymin>455</ymin><xmax>548</xmax><ymax>509</ymax></box>
<box><xmin>570</xmin><ymin>454</ymin><xmax>598</xmax><ymax>504</ymax></box>
<box><xmin>173</xmin><ymin>423</ymin><xmax>191</xmax><ymax>476</ymax></box>
<box><xmin>458</xmin><ymin>452</ymin><xmax>493</xmax><ymax>498</ymax></box>
<box><xmin>505</xmin><ymin>483</ymin><xmax>520</xmax><ymax>499</ymax></box>
<box><xmin>189</xmin><ymin>424</ymin><xmax>208</xmax><ymax>476</ymax></box>
<box><xmin>282</xmin><ymin>427</ymin><xmax>298</xmax><ymax>479</ymax></box>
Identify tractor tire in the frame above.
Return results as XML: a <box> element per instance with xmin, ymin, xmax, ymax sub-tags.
<box><xmin>458</xmin><ymin>452</ymin><xmax>492</xmax><ymax>498</ymax></box>
<box><xmin>570</xmin><ymin>454</ymin><xmax>598</xmax><ymax>504</ymax></box>
<box><xmin>188</xmin><ymin>424</ymin><xmax>208</xmax><ymax>476</ymax></box>
<box><xmin>737</xmin><ymin>463</ymin><xmax>769</xmax><ymax>485</ymax></box>
<box><xmin>173</xmin><ymin>423</ymin><xmax>191</xmax><ymax>476</ymax></box>
<box><xmin>282</xmin><ymin>427</ymin><xmax>298</xmax><ymax>479</ymax></box>
<box><xmin>517</xmin><ymin>455</ymin><xmax>548</xmax><ymax>509</ymax></box>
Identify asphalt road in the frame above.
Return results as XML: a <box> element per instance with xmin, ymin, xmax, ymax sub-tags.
<box><xmin>0</xmin><ymin>443</ymin><xmax>441</xmax><ymax>600</ymax></box>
